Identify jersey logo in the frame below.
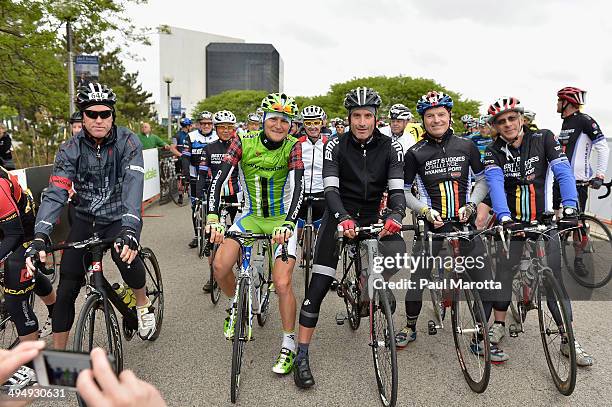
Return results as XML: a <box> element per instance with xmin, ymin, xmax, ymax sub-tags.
<box><xmin>324</xmin><ymin>138</ymin><xmax>340</xmax><ymax>161</ymax></box>
<box><xmin>390</xmin><ymin>140</ymin><xmax>404</xmax><ymax>162</ymax></box>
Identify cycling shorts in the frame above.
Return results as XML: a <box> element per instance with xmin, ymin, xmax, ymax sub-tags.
<box><xmin>228</xmin><ymin>213</ymin><xmax>298</xmax><ymax>259</ymax></box>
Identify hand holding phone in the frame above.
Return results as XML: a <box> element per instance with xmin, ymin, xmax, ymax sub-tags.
<box><xmin>33</xmin><ymin>349</ymin><xmax>110</xmax><ymax>390</ymax></box>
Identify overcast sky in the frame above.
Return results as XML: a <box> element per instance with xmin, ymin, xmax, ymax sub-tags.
<box><xmin>123</xmin><ymin>0</ymin><xmax>612</xmax><ymax>133</ymax></box>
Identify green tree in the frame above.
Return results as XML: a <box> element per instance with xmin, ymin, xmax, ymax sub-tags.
<box><xmin>192</xmin><ymin>90</ymin><xmax>269</xmax><ymax>122</ymax></box>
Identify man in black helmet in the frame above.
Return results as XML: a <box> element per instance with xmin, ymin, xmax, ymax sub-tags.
<box><xmin>69</xmin><ymin>111</ymin><xmax>83</xmax><ymax>136</ymax></box>
<box><xmin>25</xmin><ymin>82</ymin><xmax>157</xmax><ymax>349</ymax></box>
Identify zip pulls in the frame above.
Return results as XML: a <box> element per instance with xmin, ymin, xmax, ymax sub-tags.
<box><xmin>96</xmin><ymin>144</ymin><xmax>101</xmax><ymax>159</ymax></box>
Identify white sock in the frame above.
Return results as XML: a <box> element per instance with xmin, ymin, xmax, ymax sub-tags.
<box><xmin>282</xmin><ymin>331</ymin><xmax>296</xmax><ymax>352</ymax></box>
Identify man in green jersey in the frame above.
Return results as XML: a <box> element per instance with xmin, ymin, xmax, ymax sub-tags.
<box><xmin>138</xmin><ymin>122</ymin><xmax>180</xmax><ymax>157</ymax></box>
<box><xmin>207</xmin><ymin>93</ymin><xmax>304</xmax><ymax>375</ymax></box>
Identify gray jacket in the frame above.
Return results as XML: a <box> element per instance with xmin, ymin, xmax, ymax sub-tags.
<box><xmin>35</xmin><ymin>126</ymin><xmax>145</xmax><ymax>237</ymax></box>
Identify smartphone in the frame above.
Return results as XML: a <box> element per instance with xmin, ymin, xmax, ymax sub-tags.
<box><xmin>33</xmin><ymin>350</ymin><xmax>116</xmax><ymax>390</ymax></box>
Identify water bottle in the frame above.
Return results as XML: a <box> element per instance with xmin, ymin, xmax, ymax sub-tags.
<box><xmin>251</xmin><ymin>256</ymin><xmax>264</xmax><ymax>289</ymax></box>
<box><xmin>112</xmin><ymin>283</ymin><xmax>136</xmax><ymax>308</ymax></box>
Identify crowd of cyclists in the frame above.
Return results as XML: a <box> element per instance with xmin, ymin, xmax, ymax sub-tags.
<box><xmin>0</xmin><ymin>79</ymin><xmax>609</xmax><ymax>405</ymax></box>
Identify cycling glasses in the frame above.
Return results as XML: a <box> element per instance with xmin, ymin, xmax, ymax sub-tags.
<box><xmin>494</xmin><ymin>114</ymin><xmax>520</xmax><ymax>126</ymax></box>
<box><xmin>215</xmin><ymin>124</ymin><xmax>235</xmax><ymax>131</ymax></box>
<box><xmin>83</xmin><ymin>110</ymin><xmax>113</xmax><ymax>120</ymax></box>
<box><xmin>303</xmin><ymin>119</ymin><xmax>323</xmax><ymax>127</ymax></box>
<box><xmin>199</xmin><ymin>121</ymin><xmax>213</xmax><ymax>126</ymax></box>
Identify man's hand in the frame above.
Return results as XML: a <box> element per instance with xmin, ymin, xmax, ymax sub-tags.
<box><xmin>272</xmin><ymin>222</ymin><xmax>294</xmax><ymax>245</ymax></box>
<box><xmin>24</xmin><ymin>234</ymin><xmax>48</xmax><ymax>277</ymax></box>
<box><xmin>114</xmin><ymin>228</ymin><xmax>139</xmax><ymax>264</ymax></box>
<box><xmin>0</xmin><ymin>340</ymin><xmax>45</xmax><ymax>387</ymax></box>
<box><xmin>458</xmin><ymin>202</ymin><xmax>477</xmax><ymax>223</ymax></box>
<box><xmin>420</xmin><ymin>207</ymin><xmax>443</xmax><ymax>229</ymax></box>
<box><xmin>206</xmin><ymin>214</ymin><xmax>225</xmax><ymax>244</ymax></box>
<box><xmin>76</xmin><ymin>348</ymin><xmax>166</xmax><ymax>407</ymax></box>
<box><xmin>379</xmin><ymin>217</ymin><xmax>402</xmax><ymax>238</ymax></box>
<box><xmin>590</xmin><ymin>176</ymin><xmax>604</xmax><ymax>190</ymax></box>
<box><xmin>338</xmin><ymin>216</ymin><xmax>357</xmax><ymax>239</ymax></box>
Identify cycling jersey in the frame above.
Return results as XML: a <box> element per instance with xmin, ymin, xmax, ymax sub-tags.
<box><xmin>208</xmin><ymin>131</ymin><xmax>304</xmax><ymax>226</ymax></box>
<box><xmin>559</xmin><ymin>112</ymin><xmax>609</xmax><ymax>181</ymax></box>
<box><xmin>404</xmin><ymin>122</ymin><xmax>425</xmax><ymax>144</ymax></box>
<box><xmin>182</xmin><ymin>129</ymin><xmax>218</xmax><ymax>179</ymax></box>
<box><xmin>172</xmin><ymin>129</ymin><xmax>189</xmax><ymax>154</ymax></box>
<box><xmin>388</xmin><ymin>132</ymin><xmax>415</xmax><ymax>155</ymax></box>
<box><xmin>484</xmin><ymin>126</ymin><xmax>578</xmax><ymax>222</ymax></box>
<box><xmin>297</xmin><ymin>134</ymin><xmax>327</xmax><ymax>194</ymax></box>
<box><xmin>404</xmin><ymin>130</ymin><xmax>484</xmax><ymax>218</ymax></box>
<box><xmin>35</xmin><ymin>126</ymin><xmax>144</xmax><ymax>236</ymax></box>
<box><xmin>198</xmin><ymin>137</ymin><xmax>239</xmax><ymax>197</ymax></box>
<box><xmin>0</xmin><ymin>171</ymin><xmax>32</xmax><ymax>261</ymax></box>
<box><xmin>464</xmin><ymin>131</ymin><xmax>492</xmax><ymax>162</ymax></box>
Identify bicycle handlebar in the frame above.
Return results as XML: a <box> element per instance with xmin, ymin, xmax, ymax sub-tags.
<box><xmin>45</xmin><ymin>236</ymin><xmax>119</xmax><ymax>253</ymax></box>
<box><xmin>576</xmin><ymin>178</ymin><xmax>612</xmax><ymax>199</ymax></box>
<box><xmin>203</xmin><ymin>230</ymin><xmax>289</xmax><ymax>262</ymax></box>
<box><xmin>334</xmin><ymin>223</ymin><xmax>417</xmax><ymax>240</ymax></box>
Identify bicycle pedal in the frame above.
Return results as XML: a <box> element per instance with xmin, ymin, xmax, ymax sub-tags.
<box><xmin>427</xmin><ymin>320</ymin><xmax>437</xmax><ymax>335</ymax></box>
<box><xmin>335</xmin><ymin>312</ymin><xmax>346</xmax><ymax>325</ymax></box>
<box><xmin>508</xmin><ymin>323</ymin><xmax>520</xmax><ymax>337</ymax></box>
<box><xmin>330</xmin><ymin>279</ymin><xmax>339</xmax><ymax>292</ymax></box>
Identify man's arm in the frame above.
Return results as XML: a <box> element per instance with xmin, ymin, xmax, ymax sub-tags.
<box><xmin>322</xmin><ymin>137</ymin><xmax>349</xmax><ymax>220</ymax></box>
<box><xmin>121</xmin><ymin>133</ymin><xmax>145</xmax><ymax>235</ymax></box>
<box><xmin>544</xmin><ymin>130</ymin><xmax>578</xmax><ymax>208</ymax></box>
<box><xmin>284</xmin><ymin>142</ymin><xmax>304</xmax><ymax>226</ymax></box>
<box><xmin>387</xmin><ymin>140</ymin><xmax>406</xmax><ymax>223</ymax></box>
<box><xmin>582</xmin><ymin>115</ymin><xmax>609</xmax><ymax>178</ymax></box>
<box><xmin>403</xmin><ymin>148</ymin><xmax>427</xmax><ymax>213</ymax></box>
<box><xmin>195</xmin><ymin>145</ymin><xmax>210</xmax><ymax>199</ymax></box>
<box><xmin>468</xmin><ymin>142</ymin><xmax>489</xmax><ymax>205</ymax></box>
<box><xmin>181</xmin><ymin>135</ymin><xmax>192</xmax><ymax>178</ymax></box>
<box><xmin>483</xmin><ymin>147</ymin><xmax>511</xmax><ymax>220</ymax></box>
<box><xmin>208</xmin><ymin>137</ymin><xmax>242</xmax><ymax>219</ymax></box>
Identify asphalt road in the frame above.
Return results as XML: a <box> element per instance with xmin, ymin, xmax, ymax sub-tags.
<box><xmin>29</xmin><ymin>202</ymin><xmax>611</xmax><ymax>406</ymax></box>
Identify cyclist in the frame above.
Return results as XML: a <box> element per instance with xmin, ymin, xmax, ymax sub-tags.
<box><xmin>245</xmin><ymin>112</ymin><xmax>261</xmax><ymax>132</ymax></box>
<box><xmin>183</xmin><ymin>111</ymin><xmax>218</xmax><ymax>249</ymax></box>
<box><xmin>484</xmin><ymin>96</ymin><xmax>593</xmax><ymax>366</ymax></box>
<box><xmin>296</xmin><ymin>105</ymin><xmax>328</xmax><ymax>243</ymax></box>
<box><xmin>474</xmin><ymin>115</ymin><xmax>494</xmax><ymax>229</ymax></box>
<box><xmin>523</xmin><ymin>109</ymin><xmax>538</xmax><ymax>131</ymax></box>
<box><xmin>206</xmin><ymin>93</ymin><xmax>304</xmax><ymax>375</ymax></box>
<box><xmin>555</xmin><ymin>87</ymin><xmax>609</xmax><ymax>219</ymax></box>
<box><xmin>332</xmin><ymin>118</ymin><xmax>346</xmax><ymax>138</ymax></box>
<box><xmin>320</xmin><ymin>112</ymin><xmax>333</xmax><ymax>137</ymax></box>
<box><xmin>24</xmin><ymin>82</ymin><xmax>156</xmax><ymax>349</ymax></box>
<box><xmin>172</xmin><ymin>117</ymin><xmax>193</xmax><ymax>205</ymax></box>
<box><xmin>1</xmin><ymin>166</ymin><xmax>56</xmax><ymax>343</ymax></box>
<box><xmin>69</xmin><ymin>111</ymin><xmax>83</xmax><ymax>136</ymax></box>
<box><xmin>387</xmin><ymin>103</ymin><xmax>416</xmax><ymax>153</ymax></box>
<box><xmin>404</xmin><ymin>112</ymin><xmax>425</xmax><ymax>145</ymax></box>
<box><xmin>290</xmin><ymin>114</ymin><xmax>303</xmax><ymax>137</ymax></box>
<box><xmin>460</xmin><ymin>114</ymin><xmax>474</xmax><ymax>136</ymax></box>
<box><xmin>397</xmin><ymin>91</ymin><xmax>500</xmax><ymax>360</ymax></box>
<box><xmin>199</xmin><ymin>110</ymin><xmax>241</xmax><ymax>293</ymax></box>
<box><xmin>294</xmin><ymin>87</ymin><xmax>407</xmax><ymax>388</ymax></box>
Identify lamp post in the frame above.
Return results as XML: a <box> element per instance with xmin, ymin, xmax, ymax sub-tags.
<box><xmin>56</xmin><ymin>0</ymin><xmax>78</xmax><ymax>115</ymax></box>
<box><xmin>163</xmin><ymin>76</ymin><xmax>173</xmax><ymax>141</ymax></box>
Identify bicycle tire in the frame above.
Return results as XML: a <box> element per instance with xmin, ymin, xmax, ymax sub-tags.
<box><xmin>451</xmin><ymin>272</ymin><xmax>491</xmax><ymax>393</ymax></box>
<box><xmin>210</xmin><ymin>244</ymin><xmax>221</xmax><ymax>304</ymax></box>
<box><xmin>170</xmin><ymin>174</ymin><xmax>188</xmax><ymax>207</ymax></box>
<box><xmin>231</xmin><ymin>278</ymin><xmax>248</xmax><ymax>404</ymax></box>
<box><xmin>510</xmin><ymin>272</ymin><xmax>531</xmax><ymax>324</ymax></box>
<box><xmin>303</xmin><ymin>226</ymin><xmax>312</xmax><ymax>298</ymax></box>
<box><xmin>0</xmin><ymin>301</ymin><xmax>19</xmax><ymax>350</ymax></box>
<box><xmin>561</xmin><ymin>214</ymin><xmax>612</xmax><ymax>288</ymax></box>
<box><xmin>45</xmin><ymin>250</ymin><xmax>58</xmax><ymax>285</ymax></box>
<box><xmin>538</xmin><ymin>269</ymin><xmax>576</xmax><ymax>396</ymax></box>
<box><xmin>257</xmin><ymin>242</ymin><xmax>272</xmax><ymax>327</ymax></box>
<box><xmin>141</xmin><ymin>247</ymin><xmax>164</xmax><ymax>341</ymax></box>
<box><xmin>429</xmin><ymin>266</ymin><xmax>447</xmax><ymax>324</ymax></box>
<box><xmin>342</xmin><ymin>245</ymin><xmax>361</xmax><ymax>330</ymax></box>
<box><xmin>370</xmin><ymin>288</ymin><xmax>398</xmax><ymax>407</ymax></box>
<box><xmin>158</xmin><ymin>161</ymin><xmax>171</xmax><ymax>205</ymax></box>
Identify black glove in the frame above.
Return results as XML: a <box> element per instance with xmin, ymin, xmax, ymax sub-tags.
<box><xmin>559</xmin><ymin>207</ymin><xmax>579</xmax><ymax>229</ymax></box>
<box><xmin>25</xmin><ymin>233</ymin><xmax>49</xmax><ymax>263</ymax></box>
<box><xmin>115</xmin><ymin>228</ymin><xmax>139</xmax><ymax>251</ymax></box>
<box><xmin>590</xmin><ymin>177</ymin><xmax>603</xmax><ymax>190</ymax></box>
<box><xmin>500</xmin><ymin>217</ymin><xmax>522</xmax><ymax>232</ymax></box>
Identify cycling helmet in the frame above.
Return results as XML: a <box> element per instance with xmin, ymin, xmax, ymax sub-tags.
<box><xmin>69</xmin><ymin>111</ymin><xmax>83</xmax><ymax>123</ymax></box>
<box><xmin>256</xmin><ymin>107</ymin><xmax>264</xmax><ymax>116</ymax></box>
<box><xmin>344</xmin><ymin>87</ymin><xmax>382</xmax><ymax>111</ymax></box>
<box><xmin>75</xmin><ymin>82</ymin><xmax>117</xmax><ymax>111</ymax></box>
<box><xmin>557</xmin><ymin>86</ymin><xmax>586</xmax><ymax>105</ymax></box>
<box><xmin>460</xmin><ymin>114</ymin><xmax>473</xmax><ymax>124</ymax></box>
<box><xmin>260</xmin><ymin>93</ymin><xmax>299</xmax><ymax>118</ymax></box>
<box><xmin>416</xmin><ymin>91</ymin><xmax>454</xmax><ymax>116</ymax></box>
<box><xmin>487</xmin><ymin>96</ymin><xmax>523</xmax><ymax>122</ymax></box>
<box><xmin>301</xmin><ymin>105</ymin><xmax>326</xmax><ymax>120</ymax></box>
<box><xmin>179</xmin><ymin>117</ymin><xmax>192</xmax><ymax>127</ymax></box>
<box><xmin>389</xmin><ymin>103</ymin><xmax>412</xmax><ymax>120</ymax></box>
<box><xmin>523</xmin><ymin>110</ymin><xmax>536</xmax><ymax>122</ymax></box>
<box><xmin>213</xmin><ymin>110</ymin><xmax>236</xmax><ymax>125</ymax></box>
<box><xmin>467</xmin><ymin>119</ymin><xmax>478</xmax><ymax>129</ymax></box>
<box><xmin>478</xmin><ymin>115</ymin><xmax>490</xmax><ymax>127</ymax></box>
<box><xmin>199</xmin><ymin>111</ymin><xmax>213</xmax><ymax>121</ymax></box>
<box><xmin>293</xmin><ymin>114</ymin><xmax>303</xmax><ymax>124</ymax></box>
<box><xmin>247</xmin><ymin>112</ymin><xmax>261</xmax><ymax>123</ymax></box>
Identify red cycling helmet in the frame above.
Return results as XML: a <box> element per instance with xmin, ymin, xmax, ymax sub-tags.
<box><xmin>557</xmin><ymin>87</ymin><xmax>586</xmax><ymax>105</ymax></box>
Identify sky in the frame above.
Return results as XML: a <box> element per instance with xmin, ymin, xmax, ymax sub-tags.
<box><xmin>122</xmin><ymin>0</ymin><xmax>612</xmax><ymax>133</ymax></box>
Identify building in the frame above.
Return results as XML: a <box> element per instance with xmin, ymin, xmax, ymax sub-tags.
<box><xmin>206</xmin><ymin>43</ymin><xmax>284</xmax><ymax>97</ymax></box>
<box><xmin>158</xmin><ymin>26</ymin><xmax>244</xmax><ymax>120</ymax></box>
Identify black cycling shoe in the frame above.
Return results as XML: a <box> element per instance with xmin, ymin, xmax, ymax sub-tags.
<box><xmin>202</xmin><ymin>280</ymin><xmax>213</xmax><ymax>293</ymax></box>
<box><xmin>177</xmin><ymin>195</ymin><xmax>183</xmax><ymax>205</ymax></box>
<box><xmin>293</xmin><ymin>357</ymin><xmax>315</xmax><ymax>389</ymax></box>
<box><xmin>573</xmin><ymin>258</ymin><xmax>588</xmax><ymax>277</ymax></box>
<box><xmin>188</xmin><ymin>238</ymin><xmax>198</xmax><ymax>249</ymax></box>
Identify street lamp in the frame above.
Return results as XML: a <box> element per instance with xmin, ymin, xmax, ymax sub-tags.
<box><xmin>56</xmin><ymin>0</ymin><xmax>79</xmax><ymax>114</ymax></box>
<box><xmin>163</xmin><ymin>76</ymin><xmax>173</xmax><ymax>141</ymax></box>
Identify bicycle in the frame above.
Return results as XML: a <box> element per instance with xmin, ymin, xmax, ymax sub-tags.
<box><xmin>298</xmin><ymin>195</ymin><xmax>324</xmax><ymax>297</ymax></box>
<box><xmin>420</xmin><ymin>219</ymin><xmax>498</xmax><ymax>393</ymax></box>
<box><xmin>159</xmin><ymin>150</ymin><xmax>187</xmax><ymax>207</ymax></box>
<box><xmin>559</xmin><ymin>179</ymin><xmax>612</xmax><ymax>288</ymax></box>
<box><xmin>333</xmin><ymin>223</ymin><xmax>415</xmax><ymax>407</ymax></box>
<box><xmin>215</xmin><ymin>230</ymin><xmax>280</xmax><ymax>404</ymax></box>
<box><xmin>205</xmin><ymin>198</ymin><xmax>243</xmax><ymax>304</ymax></box>
<box><xmin>501</xmin><ymin>216</ymin><xmax>577</xmax><ymax>396</ymax></box>
<box><xmin>193</xmin><ymin>197</ymin><xmax>207</xmax><ymax>259</ymax></box>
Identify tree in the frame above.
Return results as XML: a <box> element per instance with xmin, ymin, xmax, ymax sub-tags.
<box><xmin>192</xmin><ymin>90</ymin><xmax>269</xmax><ymax>123</ymax></box>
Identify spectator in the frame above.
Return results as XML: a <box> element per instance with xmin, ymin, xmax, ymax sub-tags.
<box><xmin>137</xmin><ymin>122</ymin><xmax>180</xmax><ymax>157</ymax></box>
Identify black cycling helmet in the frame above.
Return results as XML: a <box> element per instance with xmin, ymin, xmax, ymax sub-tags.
<box><xmin>75</xmin><ymin>82</ymin><xmax>117</xmax><ymax>111</ymax></box>
<box><xmin>343</xmin><ymin>87</ymin><xmax>382</xmax><ymax>111</ymax></box>
<box><xmin>69</xmin><ymin>111</ymin><xmax>83</xmax><ymax>123</ymax></box>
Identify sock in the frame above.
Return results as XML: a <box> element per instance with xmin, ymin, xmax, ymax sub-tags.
<box><xmin>296</xmin><ymin>342</ymin><xmax>309</xmax><ymax>362</ymax></box>
<box><xmin>406</xmin><ymin>315</ymin><xmax>418</xmax><ymax>332</ymax></box>
<box><xmin>282</xmin><ymin>331</ymin><xmax>296</xmax><ymax>352</ymax></box>
<box><xmin>46</xmin><ymin>303</ymin><xmax>55</xmax><ymax>318</ymax></box>
<box><xmin>494</xmin><ymin>320</ymin><xmax>505</xmax><ymax>327</ymax></box>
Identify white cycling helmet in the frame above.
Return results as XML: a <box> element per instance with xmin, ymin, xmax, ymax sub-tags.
<box><xmin>523</xmin><ymin>109</ymin><xmax>536</xmax><ymax>121</ymax></box>
<box><xmin>212</xmin><ymin>110</ymin><xmax>236</xmax><ymax>125</ymax></box>
<box><xmin>301</xmin><ymin>105</ymin><xmax>326</xmax><ymax>120</ymax></box>
<box><xmin>247</xmin><ymin>112</ymin><xmax>261</xmax><ymax>123</ymax></box>
<box><xmin>460</xmin><ymin>114</ymin><xmax>473</xmax><ymax>124</ymax></box>
<box><xmin>389</xmin><ymin>103</ymin><xmax>412</xmax><ymax>120</ymax></box>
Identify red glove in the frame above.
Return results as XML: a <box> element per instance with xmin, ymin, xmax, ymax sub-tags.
<box><xmin>383</xmin><ymin>217</ymin><xmax>402</xmax><ymax>234</ymax></box>
<box><xmin>338</xmin><ymin>217</ymin><xmax>356</xmax><ymax>233</ymax></box>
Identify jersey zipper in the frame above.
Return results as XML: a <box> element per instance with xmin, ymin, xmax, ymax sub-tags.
<box><xmin>362</xmin><ymin>146</ymin><xmax>367</xmax><ymax>206</ymax></box>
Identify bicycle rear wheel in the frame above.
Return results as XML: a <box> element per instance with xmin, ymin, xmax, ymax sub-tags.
<box><xmin>341</xmin><ymin>245</ymin><xmax>361</xmax><ymax>330</ymax></box>
<box><xmin>560</xmin><ymin>214</ymin><xmax>612</xmax><ymax>288</ymax></box>
<box><xmin>451</xmin><ymin>273</ymin><xmax>491</xmax><ymax>393</ymax></box>
<box><xmin>510</xmin><ymin>273</ymin><xmax>529</xmax><ymax>324</ymax></box>
<box><xmin>231</xmin><ymin>278</ymin><xmax>248</xmax><ymax>404</ymax></box>
<box><xmin>210</xmin><ymin>244</ymin><xmax>221</xmax><ymax>305</ymax></box>
<box><xmin>538</xmin><ymin>269</ymin><xmax>576</xmax><ymax>395</ymax></box>
<box><xmin>45</xmin><ymin>250</ymin><xmax>58</xmax><ymax>284</ymax></box>
<box><xmin>370</xmin><ymin>288</ymin><xmax>398</xmax><ymax>407</ymax></box>
<box><xmin>0</xmin><ymin>289</ymin><xmax>19</xmax><ymax>349</ymax></box>
<box><xmin>141</xmin><ymin>248</ymin><xmax>164</xmax><ymax>341</ymax></box>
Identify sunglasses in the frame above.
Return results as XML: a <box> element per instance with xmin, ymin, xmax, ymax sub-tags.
<box><xmin>199</xmin><ymin>121</ymin><xmax>213</xmax><ymax>126</ymax></box>
<box><xmin>494</xmin><ymin>114</ymin><xmax>520</xmax><ymax>126</ymax></box>
<box><xmin>83</xmin><ymin>110</ymin><xmax>113</xmax><ymax>120</ymax></box>
<box><xmin>303</xmin><ymin>119</ymin><xmax>322</xmax><ymax>127</ymax></box>
<box><xmin>215</xmin><ymin>124</ymin><xmax>235</xmax><ymax>131</ymax></box>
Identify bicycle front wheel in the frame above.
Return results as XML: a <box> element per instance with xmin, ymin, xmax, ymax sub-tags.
<box><xmin>0</xmin><ymin>290</ymin><xmax>19</xmax><ymax>349</ymax></box>
<box><xmin>451</xmin><ymin>273</ymin><xmax>491</xmax><ymax>393</ymax></box>
<box><xmin>341</xmin><ymin>245</ymin><xmax>361</xmax><ymax>330</ymax></box>
<box><xmin>538</xmin><ymin>269</ymin><xmax>576</xmax><ymax>395</ymax></box>
<box><xmin>231</xmin><ymin>278</ymin><xmax>248</xmax><ymax>404</ymax></box>
<box><xmin>560</xmin><ymin>214</ymin><xmax>612</xmax><ymax>288</ymax></box>
<box><xmin>210</xmin><ymin>244</ymin><xmax>221</xmax><ymax>305</ymax></box>
<box><xmin>141</xmin><ymin>248</ymin><xmax>164</xmax><ymax>341</ymax></box>
<box><xmin>370</xmin><ymin>288</ymin><xmax>398</xmax><ymax>407</ymax></box>
<box><xmin>257</xmin><ymin>241</ymin><xmax>272</xmax><ymax>327</ymax></box>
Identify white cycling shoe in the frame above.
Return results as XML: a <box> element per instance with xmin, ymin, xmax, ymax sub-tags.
<box><xmin>136</xmin><ymin>302</ymin><xmax>156</xmax><ymax>340</ymax></box>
